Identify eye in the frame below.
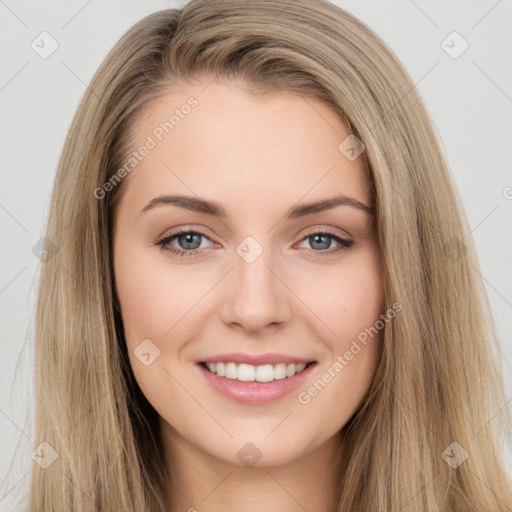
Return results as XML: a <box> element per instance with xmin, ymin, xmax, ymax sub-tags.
<box><xmin>296</xmin><ymin>229</ymin><xmax>353</xmax><ymax>255</ymax></box>
<box><xmin>154</xmin><ymin>228</ymin><xmax>353</xmax><ymax>258</ymax></box>
<box><xmin>155</xmin><ymin>229</ymin><xmax>214</xmax><ymax>258</ymax></box>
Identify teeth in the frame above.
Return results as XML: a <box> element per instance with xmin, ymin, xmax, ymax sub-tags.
<box><xmin>225</xmin><ymin>362</ymin><xmax>238</xmax><ymax>379</ymax></box>
<box><xmin>239</xmin><ymin>363</ymin><xmax>256</xmax><ymax>381</ymax></box>
<box><xmin>203</xmin><ymin>361</ymin><xmax>309</xmax><ymax>382</ymax></box>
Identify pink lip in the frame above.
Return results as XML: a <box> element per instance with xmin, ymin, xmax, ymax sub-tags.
<box><xmin>197</xmin><ymin>361</ymin><xmax>317</xmax><ymax>405</ymax></box>
<box><xmin>195</xmin><ymin>352</ymin><xmax>316</xmax><ymax>366</ymax></box>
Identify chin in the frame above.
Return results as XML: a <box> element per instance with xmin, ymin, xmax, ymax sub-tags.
<box><xmin>203</xmin><ymin>436</ymin><xmax>312</xmax><ymax>469</ymax></box>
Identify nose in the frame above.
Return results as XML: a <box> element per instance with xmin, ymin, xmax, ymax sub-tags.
<box><xmin>218</xmin><ymin>244</ymin><xmax>292</xmax><ymax>335</ymax></box>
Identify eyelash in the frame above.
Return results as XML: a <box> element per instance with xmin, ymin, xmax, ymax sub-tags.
<box><xmin>154</xmin><ymin>228</ymin><xmax>354</xmax><ymax>258</ymax></box>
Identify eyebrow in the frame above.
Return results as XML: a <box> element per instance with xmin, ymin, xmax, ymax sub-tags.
<box><xmin>139</xmin><ymin>193</ymin><xmax>375</xmax><ymax>218</ymax></box>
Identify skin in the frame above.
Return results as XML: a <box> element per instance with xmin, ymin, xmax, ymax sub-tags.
<box><xmin>112</xmin><ymin>78</ymin><xmax>385</xmax><ymax>512</ymax></box>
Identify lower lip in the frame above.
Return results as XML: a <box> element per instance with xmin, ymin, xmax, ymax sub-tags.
<box><xmin>197</xmin><ymin>363</ymin><xmax>317</xmax><ymax>405</ymax></box>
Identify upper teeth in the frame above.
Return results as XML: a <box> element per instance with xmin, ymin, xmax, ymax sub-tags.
<box><xmin>205</xmin><ymin>362</ymin><xmax>308</xmax><ymax>382</ymax></box>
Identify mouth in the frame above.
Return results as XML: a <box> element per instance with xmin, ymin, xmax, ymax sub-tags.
<box><xmin>196</xmin><ymin>359</ymin><xmax>318</xmax><ymax>405</ymax></box>
<box><xmin>198</xmin><ymin>360</ymin><xmax>316</xmax><ymax>383</ymax></box>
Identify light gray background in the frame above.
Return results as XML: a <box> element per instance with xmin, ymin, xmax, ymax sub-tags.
<box><xmin>1</xmin><ymin>0</ymin><xmax>511</xmax><ymax>510</ymax></box>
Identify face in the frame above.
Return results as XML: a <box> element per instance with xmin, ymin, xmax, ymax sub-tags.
<box><xmin>112</xmin><ymin>78</ymin><xmax>384</xmax><ymax>468</ymax></box>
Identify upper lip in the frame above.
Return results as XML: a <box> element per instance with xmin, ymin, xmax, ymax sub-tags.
<box><xmin>196</xmin><ymin>352</ymin><xmax>316</xmax><ymax>366</ymax></box>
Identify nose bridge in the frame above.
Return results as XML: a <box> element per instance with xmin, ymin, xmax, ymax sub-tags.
<box><xmin>236</xmin><ymin>235</ymin><xmax>275</xmax><ymax>291</ymax></box>
<box><xmin>219</xmin><ymin>234</ymin><xmax>291</xmax><ymax>332</ymax></box>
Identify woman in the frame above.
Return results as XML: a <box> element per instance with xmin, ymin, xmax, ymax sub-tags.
<box><xmin>29</xmin><ymin>0</ymin><xmax>512</xmax><ymax>510</ymax></box>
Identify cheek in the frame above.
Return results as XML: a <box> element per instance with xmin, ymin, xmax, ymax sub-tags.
<box><xmin>332</xmin><ymin>275</ymin><xmax>384</xmax><ymax>343</ymax></box>
<box><xmin>113</xmin><ymin>244</ymin><xmax>195</xmax><ymax>409</ymax></box>
<box><xmin>114</xmin><ymin>243</ymin><xmax>200</xmax><ymax>340</ymax></box>
<box><xmin>295</xmin><ymin>250</ymin><xmax>384</xmax><ymax>408</ymax></box>
<box><xmin>113</xmin><ymin>242</ymin><xmax>215</xmax><ymax>400</ymax></box>
<box><xmin>303</xmin><ymin>248</ymin><xmax>384</xmax><ymax>346</ymax></box>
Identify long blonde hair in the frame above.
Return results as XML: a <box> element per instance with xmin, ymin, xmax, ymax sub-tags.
<box><xmin>29</xmin><ymin>0</ymin><xmax>512</xmax><ymax>510</ymax></box>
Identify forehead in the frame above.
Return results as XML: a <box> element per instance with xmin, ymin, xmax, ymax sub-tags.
<box><xmin>118</xmin><ymin>80</ymin><xmax>372</xmax><ymax>218</ymax></box>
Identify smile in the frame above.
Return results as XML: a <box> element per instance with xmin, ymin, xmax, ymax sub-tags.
<box><xmin>200</xmin><ymin>361</ymin><xmax>312</xmax><ymax>382</ymax></box>
<box><xmin>197</xmin><ymin>360</ymin><xmax>317</xmax><ymax>405</ymax></box>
